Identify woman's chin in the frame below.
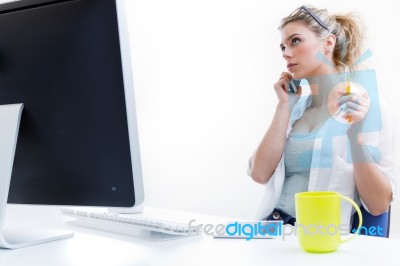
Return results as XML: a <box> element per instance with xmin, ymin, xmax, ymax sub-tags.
<box><xmin>290</xmin><ymin>72</ymin><xmax>301</xmax><ymax>79</ymax></box>
<box><xmin>290</xmin><ymin>71</ymin><xmax>308</xmax><ymax>80</ymax></box>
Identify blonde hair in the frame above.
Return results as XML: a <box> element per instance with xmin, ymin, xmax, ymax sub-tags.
<box><xmin>279</xmin><ymin>6</ymin><xmax>364</xmax><ymax>72</ymax></box>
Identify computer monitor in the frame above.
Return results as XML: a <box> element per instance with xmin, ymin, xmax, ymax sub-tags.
<box><xmin>0</xmin><ymin>0</ymin><xmax>144</xmax><ymax>248</ymax></box>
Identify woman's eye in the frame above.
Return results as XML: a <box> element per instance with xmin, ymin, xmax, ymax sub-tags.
<box><xmin>292</xmin><ymin>38</ymin><xmax>301</xmax><ymax>45</ymax></box>
<box><xmin>280</xmin><ymin>46</ymin><xmax>286</xmax><ymax>52</ymax></box>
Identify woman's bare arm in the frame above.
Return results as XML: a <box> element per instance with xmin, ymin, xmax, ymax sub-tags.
<box><xmin>249</xmin><ymin>72</ymin><xmax>301</xmax><ymax>184</ymax></box>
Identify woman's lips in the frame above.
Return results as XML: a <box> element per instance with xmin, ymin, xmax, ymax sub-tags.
<box><xmin>287</xmin><ymin>63</ymin><xmax>297</xmax><ymax>70</ymax></box>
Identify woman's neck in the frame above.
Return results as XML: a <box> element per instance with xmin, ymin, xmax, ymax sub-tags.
<box><xmin>306</xmin><ymin>71</ymin><xmax>341</xmax><ymax>110</ymax></box>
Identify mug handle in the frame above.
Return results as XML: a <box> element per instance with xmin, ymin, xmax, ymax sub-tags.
<box><xmin>339</xmin><ymin>194</ymin><xmax>363</xmax><ymax>243</ymax></box>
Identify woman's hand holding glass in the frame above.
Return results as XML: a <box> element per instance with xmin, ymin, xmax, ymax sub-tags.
<box><xmin>336</xmin><ymin>88</ymin><xmax>370</xmax><ymax>136</ymax></box>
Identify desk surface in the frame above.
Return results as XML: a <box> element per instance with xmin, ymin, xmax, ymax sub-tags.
<box><xmin>1</xmin><ymin>205</ymin><xmax>399</xmax><ymax>266</ymax></box>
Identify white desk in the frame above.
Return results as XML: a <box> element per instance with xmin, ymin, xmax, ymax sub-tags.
<box><xmin>1</xmin><ymin>205</ymin><xmax>399</xmax><ymax>266</ymax></box>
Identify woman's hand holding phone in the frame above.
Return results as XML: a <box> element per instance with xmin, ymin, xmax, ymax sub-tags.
<box><xmin>273</xmin><ymin>72</ymin><xmax>302</xmax><ymax>104</ymax></box>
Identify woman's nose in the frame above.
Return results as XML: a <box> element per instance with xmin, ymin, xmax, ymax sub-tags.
<box><xmin>282</xmin><ymin>48</ymin><xmax>293</xmax><ymax>59</ymax></box>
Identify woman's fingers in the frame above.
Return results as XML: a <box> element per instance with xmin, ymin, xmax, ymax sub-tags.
<box><xmin>336</xmin><ymin>89</ymin><xmax>370</xmax><ymax>123</ymax></box>
<box><xmin>274</xmin><ymin>72</ymin><xmax>292</xmax><ymax>91</ymax></box>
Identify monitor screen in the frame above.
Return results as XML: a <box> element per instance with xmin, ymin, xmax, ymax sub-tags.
<box><xmin>0</xmin><ymin>0</ymin><xmax>144</xmax><ymax>207</ymax></box>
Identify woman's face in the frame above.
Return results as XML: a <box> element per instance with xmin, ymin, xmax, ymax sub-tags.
<box><xmin>280</xmin><ymin>22</ymin><xmax>330</xmax><ymax>79</ymax></box>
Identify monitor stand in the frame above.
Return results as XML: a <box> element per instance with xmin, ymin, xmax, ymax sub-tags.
<box><xmin>0</xmin><ymin>103</ymin><xmax>73</xmax><ymax>249</ymax></box>
<box><xmin>108</xmin><ymin>204</ymin><xmax>144</xmax><ymax>214</ymax></box>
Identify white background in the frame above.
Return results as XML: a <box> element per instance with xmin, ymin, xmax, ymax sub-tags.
<box><xmin>124</xmin><ymin>0</ymin><xmax>400</xmax><ymax>238</ymax></box>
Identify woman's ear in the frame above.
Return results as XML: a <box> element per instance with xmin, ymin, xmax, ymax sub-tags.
<box><xmin>325</xmin><ymin>34</ymin><xmax>336</xmax><ymax>54</ymax></box>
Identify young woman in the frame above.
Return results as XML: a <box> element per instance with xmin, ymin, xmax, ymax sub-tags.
<box><xmin>248</xmin><ymin>6</ymin><xmax>396</xmax><ymax>227</ymax></box>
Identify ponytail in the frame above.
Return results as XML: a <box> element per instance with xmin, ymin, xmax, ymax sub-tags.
<box><xmin>331</xmin><ymin>14</ymin><xmax>364</xmax><ymax>71</ymax></box>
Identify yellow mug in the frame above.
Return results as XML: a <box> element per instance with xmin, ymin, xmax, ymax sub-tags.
<box><xmin>295</xmin><ymin>191</ymin><xmax>362</xmax><ymax>253</ymax></box>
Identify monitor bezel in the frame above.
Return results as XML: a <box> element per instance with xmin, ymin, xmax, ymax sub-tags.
<box><xmin>1</xmin><ymin>0</ymin><xmax>145</xmax><ymax>208</ymax></box>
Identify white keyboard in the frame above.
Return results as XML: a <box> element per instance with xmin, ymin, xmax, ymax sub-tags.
<box><xmin>61</xmin><ymin>208</ymin><xmax>200</xmax><ymax>240</ymax></box>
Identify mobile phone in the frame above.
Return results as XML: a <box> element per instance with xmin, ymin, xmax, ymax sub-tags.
<box><xmin>287</xmin><ymin>79</ymin><xmax>301</xmax><ymax>93</ymax></box>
